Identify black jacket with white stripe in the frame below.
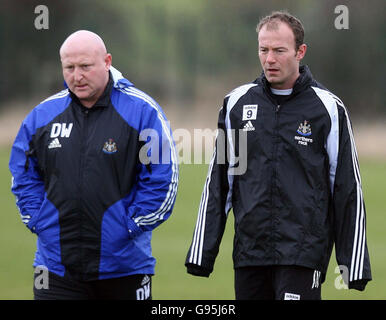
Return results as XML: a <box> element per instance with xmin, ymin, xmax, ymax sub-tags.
<box><xmin>185</xmin><ymin>66</ymin><xmax>371</xmax><ymax>290</ymax></box>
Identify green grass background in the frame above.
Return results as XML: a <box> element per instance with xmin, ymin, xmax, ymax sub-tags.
<box><xmin>0</xmin><ymin>146</ymin><xmax>385</xmax><ymax>299</ymax></box>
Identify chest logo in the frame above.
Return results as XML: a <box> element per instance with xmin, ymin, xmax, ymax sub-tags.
<box><xmin>48</xmin><ymin>138</ymin><xmax>62</xmax><ymax>149</ymax></box>
<box><xmin>242</xmin><ymin>120</ymin><xmax>255</xmax><ymax>131</ymax></box>
<box><xmin>295</xmin><ymin>120</ymin><xmax>313</xmax><ymax>146</ymax></box>
<box><xmin>103</xmin><ymin>138</ymin><xmax>118</xmax><ymax>154</ymax></box>
<box><xmin>296</xmin><ymin>120</ymin><xmax>312</xmax><ymax>136</ymax></box>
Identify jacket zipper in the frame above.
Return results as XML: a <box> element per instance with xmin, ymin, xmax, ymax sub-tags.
<box><xmin>79</xmin><ymin>108</ymin><xmax>89</xmax><ymax>278</ymax></box>
<box><xmin>271</xmin><ymin>104</ymin><xmax>281</xmax><ymax>263</ymax></box>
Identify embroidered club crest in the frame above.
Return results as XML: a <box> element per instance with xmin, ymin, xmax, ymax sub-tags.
<box><xmin>102</xmin><ymin>138</ymin><xmax>118</xmax><ymax>154</ymax></box>
<box><xmin>296</xmin><ymin>120</ymin><xmax>312</xmax><ymax>136</ymax></box>
<box><xmin>294</xmin><ymin>120</ymin><xmax>314</xmax><ymax>146</ymax></box>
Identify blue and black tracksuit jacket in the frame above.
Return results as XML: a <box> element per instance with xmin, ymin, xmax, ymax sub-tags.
<box><xmin>9</xmin><ymin>67</ymin><xmax>178</xmax><ymax>281</ymax></box>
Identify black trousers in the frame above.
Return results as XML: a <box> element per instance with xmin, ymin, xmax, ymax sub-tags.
<box><xmin>33</xmin><ymin>269</ymin><xmax>152</xmax><ymax>300</ymax></box>
<box><xmin>235</xmin><ymin>265</ymin><xmax>322</xmax><ymax>300</ymax></box>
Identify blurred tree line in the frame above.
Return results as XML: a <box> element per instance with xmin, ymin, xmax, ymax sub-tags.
<box><xmin>0</xmin><ymin>0</ymin><xmax>384</xmax><ymax>119</ymax></box>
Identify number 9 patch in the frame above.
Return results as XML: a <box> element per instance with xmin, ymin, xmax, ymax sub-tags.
<box><xmin>242</xmin><ymin>104</ymin><xmax>258</xmax><ymax>121</ymax></box>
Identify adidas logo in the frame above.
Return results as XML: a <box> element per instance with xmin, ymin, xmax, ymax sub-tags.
<box><xmin>48</xmin><ymin>138</ymin><xmax>62</xmax><ymax>149</ymax></box>
<box><xmin>141</xmin><ymin>275</ymin><xmax>150</xmax><ymax>286</ymax></box>
<box><xmin>243</xmin><ymin>120</ymin><xmax>255</xmax><ymax>131</ymax></box>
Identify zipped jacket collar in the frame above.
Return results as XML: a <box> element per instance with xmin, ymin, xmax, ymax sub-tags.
<box><xmin>254</xmin><ymin>65</ymin><xmax>315</xmax><ymax>98</ymax></box>
<box><xmin>69</xmin><ymin>72</ymin><xmax>114</xmax><ymax>110</ymax></box>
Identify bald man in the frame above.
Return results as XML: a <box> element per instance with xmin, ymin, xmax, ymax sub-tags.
<box><xmin>9</xmin><ymin>30</ymin><xmax>179</xmax><ymax>299</ymax></box>
<box><xmin>59</xmin><ymin>30</ymin><xmax>112</xmax><ymax>108</ymax></box>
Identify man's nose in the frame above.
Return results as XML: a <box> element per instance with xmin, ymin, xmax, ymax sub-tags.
<box><xmin>74</xmin><ymin>67</ymin><xmax>83</xmax><ymax>82</ymax></box>
<box><xmin>266</xmin><ymin>51</ymin><xmax>276</xmax><ymax>64</ymax></box>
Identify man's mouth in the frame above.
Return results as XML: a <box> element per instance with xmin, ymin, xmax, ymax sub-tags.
<box><xmin>75</xmin><ymin>84</ymin><xmax>88</xmax><ymax>90</ymax></box>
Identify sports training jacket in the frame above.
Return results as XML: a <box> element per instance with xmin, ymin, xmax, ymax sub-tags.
<box><xmin>185</xmin><ymin>66</ymin><xmax>371</xmax><ymax>290</ymax></box>
<box><xmin>10</xmin><ymin>67</ymin><xmax>178</xmax><ymax>281</ymax></box>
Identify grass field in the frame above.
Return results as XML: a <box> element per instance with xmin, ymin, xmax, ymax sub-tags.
<box><xmin>0</xmin><ymin>146</ymin><xmax>385</xmax><ymax>300</ymax></box>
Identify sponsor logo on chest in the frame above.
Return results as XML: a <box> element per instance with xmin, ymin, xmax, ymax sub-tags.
<box><xmin>294</xmin><ymin>120</ymin><xmax>313</xmax><ymax>146</ymax></box>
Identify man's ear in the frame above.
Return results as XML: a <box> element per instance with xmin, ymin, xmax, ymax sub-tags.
<box><xmin>296</xmin><ymin>44</ymin><xmax>307</xmax><ymax>61</ymax></box>
<box><xmin>105</xmin><ymin>53</ymin><xmax>112</xmax><ymax>71</ymax></box>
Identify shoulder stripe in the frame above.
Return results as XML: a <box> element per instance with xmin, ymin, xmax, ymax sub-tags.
<box><xmin>119</xmin><ymin>87</ymin><xmax>179</xmax><ymax>226</ymax></box>
<box><xmin>225</xmin><ymin>83</ymin><xmax>257</xmax><ymax>214</ymax></box>
<box><xmin>311</xmin><ymin>86</ymin><xmax>339</xmax><ymax>192</ymax></box>
<box><xmin>313</xmin><ymin>87</ymin><xmax>365</xmax><ymax>282</ymax></box>
<box><xmin>188</xmin><ymin>133</ymin><xmax>218</xmax><ymax>265</ymax></box>
<box><xmin>329</xmin><ymin>92</ymin><xmax>365</xmax><ymax>282</ymax></box>
<box><xmin>41</xmin><ymin>89</ymin><xmax>69</xmax><ymax>104</ymax></box>
<box><xmin>188</xmin><ymin>83</ymin><xmax>256</xmax><ymax>266</ymax></box>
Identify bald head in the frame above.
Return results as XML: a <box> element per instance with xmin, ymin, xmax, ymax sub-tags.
<box><xmin>60</xmin><ymin>30</ymin><xmax>112</xmax><ymax>108</ymax></box>
<box><xmin>60</xmin><ymin>30</ymin><xmax>107</xmax><ymax>59</ymax></box>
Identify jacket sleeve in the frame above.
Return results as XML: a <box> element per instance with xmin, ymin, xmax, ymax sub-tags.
<box><xmin>9</xmin><ymin>115</ymin><xmax>45</xmax><ymax>233</ymax></box>
<box><xmin>125</xmin><ymin>100</ymin><xmax>179</xmax><ymax>239</ymax></box>
<box><xmin>185</xmin><ymin>106</ymin><xmax>230</xmax><ymax>277</ymax></box>
<box><xmin>332</xmin><ymin>102</ymin><xmax>371</xmax><ymax>291</ymax></box>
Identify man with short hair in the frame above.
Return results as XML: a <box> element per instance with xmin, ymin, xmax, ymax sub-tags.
<box><xmin>185</xmin><ymin>11</ymin><xmax>371</xmax><ymax>300</ymax></box>
<box><xmin>10</xmin><ymin>30</ymin><xmax>178</xmax><ymax>300</ymax></box>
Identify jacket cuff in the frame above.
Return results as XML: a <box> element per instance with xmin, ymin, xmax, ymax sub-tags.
<box><xmin>26</xmin><ymin>210</ymin><xmax>40</xmax><ymax>234</ymax></box>
<box><xmin>126</xmin><ymin>217</ymin><xmax>142</xmax><ymax>239</ymax></box>
<box><xmin>186</xmin><ymin>263</ymin><xmax>211</xmax><ymax>277</ymax></box>
<box><xmin>27</xmin><ymin>222</ymin><xmax>38</xmax><ymax>234</ymax></box>
<box><xmin>349</xmin><ymin>279</ymin><xmax>370</xmax><ymax>291</ymax></box>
